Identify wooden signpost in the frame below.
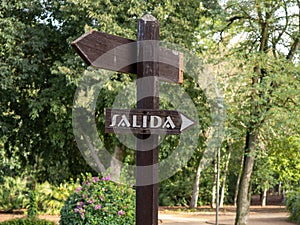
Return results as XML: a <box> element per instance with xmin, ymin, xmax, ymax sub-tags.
<box><xmin>72</xmin><ymin>14</ymin><xmax>195</xmax><ymax>225</ymax></box>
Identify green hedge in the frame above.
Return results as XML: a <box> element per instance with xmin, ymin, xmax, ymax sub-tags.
<box><xmin>0</xmin><ymin>218</ymin><xmax>55</xmax><ymax>225</ymax></box>
<box><xmin>285</xmin><ymin>189</ymin><xmax>300</xmax><ymax>224</ymax></box>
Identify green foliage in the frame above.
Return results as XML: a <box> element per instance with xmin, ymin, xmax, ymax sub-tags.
<box><xmin>28</xmin><ymin>190</ymin><xmax>38</xmax><ymax>219</ymax></box>
<box><xmin>252</xmin><ymin>152</ymin><xmax>276</xmax><ymax>194</ymax></box>
<box><xmin>0</xmin><ymin>0</ymin><xmax>94</xmax><ymax>183</ymax></box>
<box><xmin>285</xmin><ymin>189</ymin><xmax>300</xmax><ymax>224</ymax></box>
<box><xmin>267</xmin><ymin>136</ymin><xmax>300</xmax><ymax>190</ymax></box>
<box><xmin>0</xmin><ymin>176</ymin><xmax>78</xmax><ymax>215</ymax></box>
<box><xmin>0</xmin><ymin>176</ymin><xmax>27</xmax><ymax>212</ymax></box>
<box><xmin>159</xmin><ymin>170</ymin><xmax>194</xmax><ymax>206</ymax></box>
<box><xmin>0</xmin><ymin>218</ymin><xmax>55</xmax><ymax>225</ymax></box>
<box><xmin>60</xmin><ymin>174</ymin><xmax>135</xmax><ymax>225</ymax></box>
<box><xmin>35</xmin><ymin>181</ymin><xmax>78</xmax><ymax>215</ymax></box>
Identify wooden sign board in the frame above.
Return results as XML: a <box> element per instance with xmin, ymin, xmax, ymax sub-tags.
<box><xmin>105</xmin><ymin>108</ymin><xmax>195</xmax><ymax>134</ymax></box>
<box><xmin>72</xmin><ymin>30</ymin><xmax>183</xmax><ymax>84</ymax></box>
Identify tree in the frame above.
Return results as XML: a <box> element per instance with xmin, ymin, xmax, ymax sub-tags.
<box><xmin>2</xmin><ymin>0</ymin><xmax>298</xmax><ymax>213</ymax></box>
<box><xmin>0</xmin><ymin>0</ymin><xmax>94</xmax><ymax>183</ymax></box>
<box><xmin>1</xmin><ymin>0</ymin><xmax>212</xmax><ymax>187</ymax></box>
<box><xmin>216</xmin><ymin>0</ymin><xmax>300</xmax><ymax>224</ymax></box>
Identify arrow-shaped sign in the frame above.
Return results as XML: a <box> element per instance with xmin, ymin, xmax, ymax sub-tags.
<box><xmin>72</xmin><ymin>30</ymin><xmax>183</xmax><ymax>84</ymax></box>
<box><xmin>105</xmin><ymin>108</ymin><xmax>196</xmax><ymax>134</ymax></box>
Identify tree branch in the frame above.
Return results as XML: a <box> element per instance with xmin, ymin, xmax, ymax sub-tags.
<box><xmin>286</xmin><ymin>0</ymin><xmax>300</xmax><ymax>61</ymax></box>
<box><xmin>287</xmin><ymin>37</ymin><xmax>300</xmax><ymax>61</ymax></box>
<box><xmin>219</xmin><ymin>15</ymin><xmax>244</xmax><ymax>41</ymax></box>
<box><xmin>272</xmin><ymin>1</ymin><xmax>289</xmax><ymax>52</ymax></box>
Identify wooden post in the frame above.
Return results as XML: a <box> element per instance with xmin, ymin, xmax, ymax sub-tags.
<box><xmin>136</xmin><ymin>14</ymin><xmax>159</xmax><ymax>225</ymax></box>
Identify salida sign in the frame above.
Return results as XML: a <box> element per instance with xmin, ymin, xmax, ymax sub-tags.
<box><xmin>105</xmin><ymin>109</ymin><xmax>195</xmax><ymax>134</ymax></box>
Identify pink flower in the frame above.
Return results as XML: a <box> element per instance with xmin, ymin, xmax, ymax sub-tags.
<box><xmin>94</xmin><ymin>204</ymin><xmax>102</xmax><ymax>210</ymax></box>
<box><xmin>80</xmin><ymin>212</ymin><xmax>85</xmax><ymax>219</ymax></box>
<box><xmin>93</xmin><ymin>177</ymin><xmax>100</xmax><ymax>182</ymax></box>
<box><xmin>87</xmin><ymin>199</ymin><xmax>94</xmax><ymax>204</ymax></box>
<box><xmin>118</xmin><ymin>210</ymin><xmax>125</xmax><ymax>216</ymax></box>
<box><xmin>102</xmin><ymin>175</ymin><xmax>110</xmax><ymax>181</ymax></box>
<box><xmin>77</xmin><ymin>201</ymin><xmax>84</xmax><ymax>208</ymax></box>
<box><xmin>75</xmin><ymin>186</ymin><xmax>82</xmax><ymax>193</ymax></box>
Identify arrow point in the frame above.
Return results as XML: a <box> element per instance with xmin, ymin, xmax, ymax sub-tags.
<box><xmin>180</xmin><ymin>113</ymin><xmax>195</xmax><ymax>132</ymax></box>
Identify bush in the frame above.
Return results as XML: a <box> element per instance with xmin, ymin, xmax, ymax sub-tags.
<box><xmin>0</xmin><ymin>175</ymin><xmax>78</xmax><ymax>215</ymax></box>
<box><xmin>60</xmin><ymin>174</ymin><xmax>135</xmax><ymax>225</ymax></box>
<box><xmin>35</xmin><ymin>181</ymin><xmax>77</xmax><ymax>215</ymax></box>
<box><xmin>0</xmin><ymin>176</ymin><xmax>27</xmax><ymax>212</ymax></box>
<box><xmin>0</xmin><ymin>218</ymin><xmax>55</xmax><ymax>225</ymax></box>
<box><xmin>285</xmin><ymin>189</ymin><xmax>300</xmax><ymax>224</ymax></box>
<box><xmin>28</xmin><ymin>190</ymin><xmax>38</xmax><ymax>219</ymax></box>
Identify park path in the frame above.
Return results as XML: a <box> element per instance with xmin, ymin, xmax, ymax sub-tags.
<box><xmin>158</xmin><ymin>206</ymin><xmax>296</xmax><ymax>225</ymax></box>
<box><xmin>0</xmin><ymin>206</ymin><xmax>296</xmax><ymax>225</ymax></box>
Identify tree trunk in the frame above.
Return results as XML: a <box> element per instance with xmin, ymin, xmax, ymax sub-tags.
<box><xmin>190</xmin><ymin>161</ymin><xmax>203</xmax><ymax>208</ymax></box>
<box><xmin>278</xmin><ymin>181</ymin><xmax>282</xmax><ymax>196</ymax></box>
<box><xmin>211</xmin><ymin>158</ymin><xmax>217</xmax><ymax>209</ymax></box>
<box><xmin>234</xmin><ymin>154</ymin><xmax>244</xmax><ymax>207</ymax></box>
<box><xmin>220</xmin><ymin>150</ymin><xmax>231</xmax><ymax>208</ymax></box>
<box><xmin>83</xmin><ymin>133</ymin><xmax>106</xmax><ymax>174</ymax></box>
<box><xmin>235</xmin><ymin>131</ymin><xmax>257</xmax><ymax>225</ymax></box>
<box><xmin>261</xmin><ymin>187</ymin><xmax>268</xmax><ymax>207</ymax></box>
<box><xmin>109</xmin><ymin>145</ymin><xmax>126</xmax><ymax>181</ymax></box>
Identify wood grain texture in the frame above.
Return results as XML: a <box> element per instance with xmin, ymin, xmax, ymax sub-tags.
<box><xmin>136</xmin><ymin>14</ymin><xmax>159</xmax><ymax>225</ymax></box>
<box><xmin>72</xmin><ymin>30</ymin><xmax>183</xmax><ymax>84</ymax></box>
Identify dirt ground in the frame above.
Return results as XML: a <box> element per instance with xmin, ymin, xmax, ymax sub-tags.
<box><xmin>159</xmin><ymin>206</ymin><xmax>296</xmax><ymax>225</ymax></box>
<box><xmin>0</xmin><ymin>206</ymin><xmax>296</xmax><ymax>225</ymax></box>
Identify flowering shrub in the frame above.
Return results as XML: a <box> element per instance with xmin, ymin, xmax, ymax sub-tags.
<box><xmin>59</xmin><ymin>174</ymin><xmax>135</xmax><ymax>225</ymax></box>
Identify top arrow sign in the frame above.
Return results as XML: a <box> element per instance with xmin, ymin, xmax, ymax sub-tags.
<box><xmin>72</xmin><ymin>30</ymin><xmax>183</xmax><ymax>84</ymax></box>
